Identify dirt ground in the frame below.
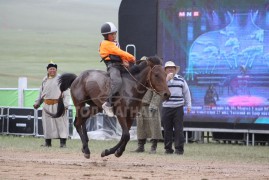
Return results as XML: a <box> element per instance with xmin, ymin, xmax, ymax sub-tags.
<box><xmin>1</xmin><ymin>148</ymin><xmax>269</xmax><ymax>180</ymax></box>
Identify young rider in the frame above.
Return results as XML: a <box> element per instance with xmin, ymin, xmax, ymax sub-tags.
<box><xmin>99</xmin><ymin>22</ymin><xmax>135</xmax><ymax>117</ymax></box>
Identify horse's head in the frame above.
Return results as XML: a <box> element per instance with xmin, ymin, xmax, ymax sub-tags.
<box><xmin>146</xmin><ymin>56</ymin><xmax>171</xmax><ymax>100</ymax></box>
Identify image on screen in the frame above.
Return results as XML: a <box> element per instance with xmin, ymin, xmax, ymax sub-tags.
<box><xmin>158</xmin><ymin>0</ymin><xmax>269</xmax><ymax>129</ymax></box>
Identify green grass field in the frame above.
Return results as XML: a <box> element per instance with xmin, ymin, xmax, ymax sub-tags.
<box><xmin>1</xmin><ymin>135</ymin><xmax>269</xmax><ymax>164</ymax></box>
<box><xmin>0</xmin><ymin>0</ymin><xmax>121</xmax><ymax>88</ymax></box>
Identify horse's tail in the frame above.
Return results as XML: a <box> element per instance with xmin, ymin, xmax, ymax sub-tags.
<box><xmin>46</xmin><ymin>73</ymin><xmax>77</xmax><ymax>118</ymax></box>
<box><xmin>59</xmin><ymin>73</ymin><xmax>77</xmax><ymax>92</ymax></box>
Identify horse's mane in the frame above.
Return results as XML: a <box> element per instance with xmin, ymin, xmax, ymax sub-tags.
<box><xmin>129</xmin><ymin>56</ymin><xmax>163</xmax><ymax>75</ymax></box>
<box><xmin>146</xmin><ymin>56</ymin><xmax>163</xmax><ymax>65</ymax></box>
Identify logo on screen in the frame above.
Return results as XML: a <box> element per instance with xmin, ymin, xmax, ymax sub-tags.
<box><xmin>178</xmin><ymin>11</ymin><xmax>200</xmax><ymax>17</ymax></box>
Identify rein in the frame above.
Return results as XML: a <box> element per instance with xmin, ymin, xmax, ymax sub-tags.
<box><xmin>123</xmin><ymin>62</ymin><xmax>162</xmax><ymax>95</ymax></box>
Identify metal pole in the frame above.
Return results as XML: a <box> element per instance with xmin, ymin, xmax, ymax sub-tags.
<box><xmin>18</xmin><ymin>77</ymin><xmax>28</xmax><ymax>107</ymax></box>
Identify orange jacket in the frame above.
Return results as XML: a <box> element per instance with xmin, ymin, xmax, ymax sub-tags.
<box><xmin>99</xmin><ymin>40</ymin><xmax>135</xmax><ymax>63</ymax></box>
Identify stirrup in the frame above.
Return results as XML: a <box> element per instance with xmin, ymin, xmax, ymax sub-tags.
<box><xmin>102</xmin><ymin>103</ymin><xmax>115</xmax><ymax>117</ymax></box>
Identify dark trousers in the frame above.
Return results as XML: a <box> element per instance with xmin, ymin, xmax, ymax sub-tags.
<box><xmin>161</xmin><ymin>106</ymin><xmax>185</xmax><ymax>150</ymax></box>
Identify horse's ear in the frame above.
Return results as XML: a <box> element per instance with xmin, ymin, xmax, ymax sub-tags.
<box><xmin>136</xmin><ymin>60</ymin><xmax>144</xmax><ymax>65</ymax></box>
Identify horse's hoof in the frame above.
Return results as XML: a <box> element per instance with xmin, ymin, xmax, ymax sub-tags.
<box><xmin>114</xmin><ymin>151</ymin><xmax>123</xmax><ymax>158</ymax></box>
<box><xmin>114</xmin><ymin>153</ymin><xmax>121</xmax><ymax>158</ymax></box>
<box><xmin>84</xmin><ymin>153</ymin><xmax>90</xmax><ymax>159</ymax></box>
<box><xmin>101</xmin><ymin>149</ymin><xmax>109</xmax><ymax>157</ymax></box>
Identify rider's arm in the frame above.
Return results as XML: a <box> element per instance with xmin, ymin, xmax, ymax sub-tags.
<box><xmin>99</xmin><ymin>41</ymin><xmax>135</xmax><ymax>63</ymax></box>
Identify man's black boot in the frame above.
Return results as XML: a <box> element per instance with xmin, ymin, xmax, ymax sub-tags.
<box><xmin>60</xmin><ymin>138</ymin><xmax>67</xmax><ymax>148</ymax></box>
<box><xmin>41</xmin><ymin>139</ymin><xmax>52</xmax><ymax>147</ymax></box>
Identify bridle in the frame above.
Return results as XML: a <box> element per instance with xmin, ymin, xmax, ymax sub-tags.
<box><xmin>123</xmin><ymin>61</ymin><xmax>163</xmax><ymax>95</ymax></box>
<box><xmin>146</xmin><ymin>64</ymin><xmax>163</xmax><ymax>95</ymax></box>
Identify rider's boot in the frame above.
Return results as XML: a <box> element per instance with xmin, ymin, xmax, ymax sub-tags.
<box><xmin>102</xmin><ymin>94</ymin><xmax>114</xmax><ymax>117</ymax></box>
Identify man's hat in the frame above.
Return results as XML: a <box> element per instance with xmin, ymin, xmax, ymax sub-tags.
<box><xmin>47</xmin><ymin>61</ymin><xmax>57</xmax><ymax>70</ymax></box>
<box><xmin>164</xmin><ymin>61</ymin><xmax>180</xmax><ymax>74</ymax></box>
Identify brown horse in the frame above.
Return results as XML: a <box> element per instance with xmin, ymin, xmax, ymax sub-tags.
<box><xmin>51</xmin><ymin>56</ymin><xmax>170</xmax><ymax>159</ymax></box>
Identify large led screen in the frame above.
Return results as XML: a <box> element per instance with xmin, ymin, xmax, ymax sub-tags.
<box><xmin>158</xmin><ymin>0</ymin><xmax>269</xmax><ymax>129</ymax></box>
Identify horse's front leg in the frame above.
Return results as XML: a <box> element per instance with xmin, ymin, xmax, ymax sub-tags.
<box><xmin>114</xmin><ymin>116</ymin><xmax>133</xmax><ymax>157</ymax></box>
<box><xmin>101</xmin><ymin>116</ymin><xmax>131</xmax><ymax>158</ymax></box>
<box><xmin>101</xmin><ymin>129</ymin><xmax>129</xmax><ymax>157</ymax></box>
<box><xmin>100</xmin><ymin>120</ymin><xmax>123</xmax><ymax>157</ymax></box>
<box><xmin>74</xmin><ymin>117</ymin><xmax>90</xmax><ymax>159</ymax></box>
<box><xmin>114</xmin><ymin>128</ymin><xmax>130</xmax><ymax>157</ymax></box>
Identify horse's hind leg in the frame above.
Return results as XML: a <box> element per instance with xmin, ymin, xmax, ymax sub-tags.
<box><xmin>76</xmin><ymin>105</ymin><xmax>101</xmax><ymax>159</ymax></box>
<box><xmin>82</xmin><ymin>121</ymin><xmax>89</xmax><ymax>151</ymax></box>
<box><xmin>74</xmin><ymin>111</ymin><xmax>91</xmax><ymax>159</ymax></box>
